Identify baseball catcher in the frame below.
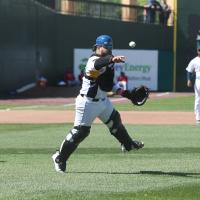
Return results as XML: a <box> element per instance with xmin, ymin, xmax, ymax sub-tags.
<box><xmin>52</xmin><ymin>35</ymin><xmax>146</xmax><ymax>173</ymax></box>
<box><xmin>118</xmin><ymin>85</ymin><xmax>150</xmax><ymax>106</ymax></box>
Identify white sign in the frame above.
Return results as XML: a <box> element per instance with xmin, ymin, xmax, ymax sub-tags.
<box><xmin>74</xmin><ymin>49</ymin><xmax>158</xmax><ymax>90</ymax></box>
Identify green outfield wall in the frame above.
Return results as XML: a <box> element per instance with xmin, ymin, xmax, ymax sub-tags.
<box><xmin>0</xmin><ymin>0</ymin><xmax>173</xmax><ymax>95</ymax></box>
<box><xmin>0</xmin><ymin>0</ymin><xmax>56</xmax><ymax>94</ymax></box>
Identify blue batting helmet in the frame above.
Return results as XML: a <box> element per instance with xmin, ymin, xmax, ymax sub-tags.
<box><xmin>95</xmin><ymin>35</ymin><xmax>113</xmax><ymax>50</ymax></box>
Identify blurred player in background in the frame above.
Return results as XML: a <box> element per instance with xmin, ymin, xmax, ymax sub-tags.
<box><xmin>52</xmin><ymin>35</ymin><xmax>144</xmax><ymax>173</ymax></box>
<box><xmin>117</xmin><ymin>71</ymin><xmax>128</xmax><ymax>90</ymax></box>
<box><xmin>186</xmin><ymin>45</ymin><xmax>200</xmax><ymax>124</ymax></box>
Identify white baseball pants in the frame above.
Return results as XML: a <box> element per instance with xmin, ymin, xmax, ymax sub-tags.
<box><xmin>74</xmin><ymin>94</ymin><xmax>114</xmax><ymax>127</ymax></box>
<box><xmin>194</xmin><ymin>79</ymin><xmax>200</xmax><ymax>121</ymax></box>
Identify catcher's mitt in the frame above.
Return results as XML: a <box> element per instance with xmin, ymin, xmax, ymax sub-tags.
<box><xmin>130</xmin><ymin>85</ymin><xmax>150</xmax><ymax>106</ymax></box>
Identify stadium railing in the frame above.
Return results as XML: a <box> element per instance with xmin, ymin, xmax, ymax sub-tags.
<box><xmin>32</xmin><ymin>0</ymin><xmax>173</xmax><ymax>26</ymax></box>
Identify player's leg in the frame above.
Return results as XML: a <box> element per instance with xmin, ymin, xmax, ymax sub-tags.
<box><xmin>52</xmin><ymin>125</ymin><xmax>90</xmax><ymax>172</ymax></box>
<box><xmin>122</xmin><ymin>81</ymin><xmax>127</xmax><ymax>90</ymax></box>
<box><xmin>99</xmin><ymin>99</ymin><xmax>144</xmax><ymax>151</ymax></box>
<box><xmin>52</xmin><ymin>95</ymin><xmax>103</xmax><ymax>172</ymax></box>
<box><xmin>194</xmin><ymin>80</ymin><xmax>200</xmax><ymax>123</ymax></box>
<box><xmin>106</xmin><ymin>109</ymin><xmax>144</xmax><ymax>151</ymax></box>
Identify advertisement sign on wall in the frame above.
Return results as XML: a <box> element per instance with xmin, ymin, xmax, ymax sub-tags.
<box><xmin>74</xmin><ymin>49</ymin><xmax>158</xmax><ymax>90</ymax></box>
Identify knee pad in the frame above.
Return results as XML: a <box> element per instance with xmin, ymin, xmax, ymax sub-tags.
<box><xmin>66</xmin><ymin>125</ymin><xmax>90</xmax><ymax>145</ymax></box>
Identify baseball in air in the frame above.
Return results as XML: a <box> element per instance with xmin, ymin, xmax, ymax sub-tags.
<box><xmin>129</xmin><ymin>41</ymin><xmax>136</xmax><ymax>48</ymax></box>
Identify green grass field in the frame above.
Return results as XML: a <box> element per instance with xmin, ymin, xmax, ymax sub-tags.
<box><xmin>115</xmin><ymin>96</ymin><xmax>194</xmax><ymax>111</ymax></box>
<box><xmin>0</xmin><ymin>123</ymin><xmax>200</xmax><ymax>200</ymax></box>
<box><xmin>0</xmin><ymin>95</ymin><xmax>199</xmax><ymax>200</ymax></box>
<box><xmin>0</xmin><ymin>95</ymin><xmax>195</xmax><ymax>111</ymax></box>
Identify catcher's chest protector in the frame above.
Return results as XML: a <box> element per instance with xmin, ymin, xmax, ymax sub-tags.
<box><xmin>97</xmin><ymin>65</ymin><xmax>114</xmax><ymax>92</ymax></box>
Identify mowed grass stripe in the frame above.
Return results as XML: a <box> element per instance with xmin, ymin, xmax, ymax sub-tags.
<box><xmin>1</xmin><ymin>184</ymin><xmax>200</xmax><ymax>200</ymax></box>
<box><xmin>1</xmin><ymin>147</ymin><xmax>200</xmax><ymax>155</ymax></box>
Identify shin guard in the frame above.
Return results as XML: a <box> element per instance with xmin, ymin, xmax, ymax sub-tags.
<box><xmin>105</xmin><ymin>110</ymin><xmax>133</xmax><ymax>151</ymax></box>
<box><xmin>58</xmin><ymin>126</ymin><xmax>90</xmax><ymax>162</ymax></box>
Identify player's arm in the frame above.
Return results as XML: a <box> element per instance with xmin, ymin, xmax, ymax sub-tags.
<box><xmin>94</xmin><ymin>55</ymin><xmax>125</xmax><ymax>70</ymax></box>
<box><xmin>94</xmin><ymin>55</ymin><xmax>114</xmax><ymax>70</ymax></box>
<box><xmin>186</xmin><ymin>61</ymin><xmax>195</xmax><ymax>87</ymax></box>
<box><xmin>112</xmin><ymin>83</ymin><xmax>131</xmax><ymax>99</ymax></box>
<box><xmin>186</xmin><ymin>60</ymin><xmax>195</xmax><ymax>88</ymax></box>
<box><xmin>186</xmin><ymin>72</ymin><xmax>193</xmax><ymax>87</ymax></box>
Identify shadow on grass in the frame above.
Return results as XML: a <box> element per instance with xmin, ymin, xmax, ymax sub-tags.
<box><xmin>1</xmin><ymin>147</ymin><xmax>200</xmax><ymax>154</ymax></box>
<box><xmin>140</xmin><ymin>170</ymin><xmax>200</xmax><ymax>178</ymax></box>
<box><xmin>69</xmin><ymin>170</ymin><xmax>200</xmax><ymax>178</ymax></box>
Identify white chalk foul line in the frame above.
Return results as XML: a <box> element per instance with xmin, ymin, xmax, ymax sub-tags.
<box><xmin>156</xmin><ymin>92</ymin><xmax>170</xmax><ymax>97</ymax></box>
<box><xmin>0</xmin><ymin>97</ymin><xmax>126</xmax><ymax>111</ymax></box>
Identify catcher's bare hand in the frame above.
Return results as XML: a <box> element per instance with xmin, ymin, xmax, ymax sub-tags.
<box><xmin>112</xmin><ymin>56</ymin><xmax>125</xmax><ymax>63</ymax></box>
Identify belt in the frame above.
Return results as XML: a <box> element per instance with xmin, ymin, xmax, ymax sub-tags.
<box><xmin>80</xmin><ymin>94</ymin><xmax>105</xmax><ymax>102</ymax></box>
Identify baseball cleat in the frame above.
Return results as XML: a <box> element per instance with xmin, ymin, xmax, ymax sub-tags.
<box><xmin>132</xmin><ymin>140</ymin><xmax>144</xmax><ymax>150</ymax></box>
<box><xmin>121</xmin><ymin>140</ymin><xmax>144</xmax><ymax>152</ymax></box>
<box><xmin>52</xmin><ymin>151</ymin><xmax>66</xmax><ymax>173</ymax></box>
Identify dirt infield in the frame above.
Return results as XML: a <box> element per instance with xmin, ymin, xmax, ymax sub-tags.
<box><xmin>0</xmin><ymin>92</ymin><xmax>196</xmax><ymax>125</ymax></box>
<box><xmin>0</xmin><ymin>110</ymin><xmax>196</xmax><ymax>124</ymax></box>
